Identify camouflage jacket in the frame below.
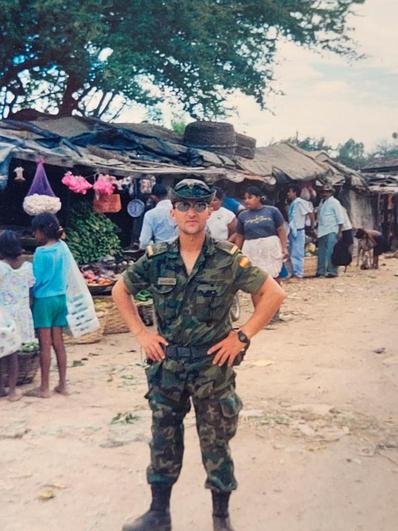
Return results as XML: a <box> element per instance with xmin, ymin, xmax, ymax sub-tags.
<box><xmin>123</xmin><ymin>236</ymin><xmax>267</xmax><ymax>347</ymax></box>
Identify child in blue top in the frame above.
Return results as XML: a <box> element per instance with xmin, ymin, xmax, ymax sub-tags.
<box><xmin>29</xmin><ymin>213</ymin><xmax>71</xmax><ymax>399</ymax></box>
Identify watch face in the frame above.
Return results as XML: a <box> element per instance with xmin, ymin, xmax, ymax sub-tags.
<box><xmin>238</xmin><ymin>331</ymin><xmax>249</xmax><ymax>344</ymax></box>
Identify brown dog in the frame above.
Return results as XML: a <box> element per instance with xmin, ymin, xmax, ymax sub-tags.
<box><xmin>357</xmin><ymin>237</ymin><xmax>374</xmax><ymax>269</ymax></box>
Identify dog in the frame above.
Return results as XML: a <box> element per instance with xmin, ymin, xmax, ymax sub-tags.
<box><xmin>357</xmin><ymin>237</ymin><xmax>374</xmax><ymax>269</ymax></box>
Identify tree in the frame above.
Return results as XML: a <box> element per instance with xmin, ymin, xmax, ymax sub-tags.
<box><xmin>371</xmin><ymin>140</ymin><xmax>398</xmax><ymax>160</ymax></box>
<box><xmin>336</xmin><ymin>138</ymin><xmax>368</xmax><ymax>169</ymax></box>
<box><xmin>285</xmin><ymin>134</ymin><xmax>332</xmax><ymax>152</ymax></box>
<box><xmin>0</xmin><ymin>0</ymin><xmax>365</xmax><ymax>119</ymax></box>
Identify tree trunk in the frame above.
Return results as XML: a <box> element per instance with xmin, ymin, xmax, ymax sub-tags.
<box><xmin>58</xmin><ymin>74</ymin><xmax>82</xmax><ymax>116</ymax></box>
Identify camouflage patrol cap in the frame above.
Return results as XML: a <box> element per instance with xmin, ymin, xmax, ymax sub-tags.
<box><xmin>170</xmin><ymin>179</ymin><xmax>214</xmax><ymax>202</ymax></box>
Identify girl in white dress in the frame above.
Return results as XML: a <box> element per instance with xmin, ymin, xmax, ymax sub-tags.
<box><xmin>0</xmin><ymin>231</ymin><xmax>35</xmax><ymax>401</ymax></box>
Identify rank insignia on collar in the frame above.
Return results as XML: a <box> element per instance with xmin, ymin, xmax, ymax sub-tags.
<box><xmin>239</xmin><ymin>256</ymin><xmax>251</xmax><ymax>268</ymax></box>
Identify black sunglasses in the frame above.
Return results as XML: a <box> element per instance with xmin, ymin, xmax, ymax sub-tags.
<box><xmin>174</xmin><ymin>201</ymin><xmax>209</xmax><ymax>213</ymax></box>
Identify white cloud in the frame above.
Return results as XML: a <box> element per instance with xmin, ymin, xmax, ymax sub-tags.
<box><xmin>119</xmin><ymin>0</ymin><xmax>398</xmax><ymax>151</ymax></box>
<box><xmin>226</xmin><ymin>0</ymin><xmax>398</xmax><ymax>150</ymax></box>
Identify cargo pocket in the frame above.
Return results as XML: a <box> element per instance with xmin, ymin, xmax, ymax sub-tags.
<box><xmin>196</xmin><ymin>281</ymin><xmax>227</xmax><ymax>322</ymax></box>
<box><xmin>216</xmin><ymin>390</ymin><xmax>243</xmax><ymax>441</ymax></box>
<box><xmin>220</xmin><ymin>391</ymin><xmax>243</xmax><ymax>418</ymax></box>
<box><xmin>151</xmin><ymin>284</ymin><xmax>177</xmax><ymax>324</ymax></box>
<box><xmin>144</xmin><ymin>361</ymin><xmax>162</xmax><ymax>400</ymax></box>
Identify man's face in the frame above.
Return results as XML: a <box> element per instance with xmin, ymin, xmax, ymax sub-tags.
<box><xmin>287</xmin><ymin>189</ymin><xmax>296</xmax><ymax>202</ymax></box>
<box><xmin>320</xmin><ymin>190</ymin><xmax>332</xmax><ymax>199</ymax></box>
<box><xmin>171</xmin><ymin>200</ymin><xmax>211</xmax><ymax>235</ymax></box>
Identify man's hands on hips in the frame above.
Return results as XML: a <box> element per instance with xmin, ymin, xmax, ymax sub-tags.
<box><xmin>207</xmin><ymin>331</ymin><xmax>247</xmax><ymax>367</ymax></box>
<box><xmin>137</xmin><ymin>329</ymin><xmax>168</xmax><ymax>361</ymax></box>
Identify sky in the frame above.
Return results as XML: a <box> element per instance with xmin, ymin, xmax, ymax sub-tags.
<box><xmin>120</xmin><ymin>0</ymin><xmax>398</xmax><ymax>152</ymax></box>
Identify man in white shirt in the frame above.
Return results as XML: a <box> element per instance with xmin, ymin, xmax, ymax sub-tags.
<box><xmin>287</xmin><ymin>184</ymin><xmax>315</xmax><ymax>279</ymax></box>
<box><xmin>316</xmin><ymin>184</ymin><xmax>344</xmax><ymax>277</ymax></box>
<box><xmin>139</xmin><ymin>184</ymin><xmax>178</xmax><ymax>249</ymax></box>
<box><xmin>207</xmin><ymin>187</ymin><xmax>237</xmax><ymax>241</ymax></box>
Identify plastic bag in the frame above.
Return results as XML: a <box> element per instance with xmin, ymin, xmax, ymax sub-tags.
<box><xmin>0</xmin><ymin>308</ymin><xmax>21</xmax><ymax>359</ymax></box>
<box><xmin>23</xmin><ymin>160</ymin><xmax>62</xmax><ymax>215</ymax></box>
<box><xmin>61</xmin><ymin>242</ymin><xmax>100</xmax><ymax>338</ymax></box>
<box><xmin>27</xmin><ymin>160</ymin><xmax>56</xmax><ymax>197</ymax></box>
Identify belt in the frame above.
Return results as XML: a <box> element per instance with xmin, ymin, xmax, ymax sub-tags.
<box><xmin>163</xmin><ymin>344</ymin><xmax>247</xmax><ymax>366</ymax></box>
<box><xmin>165</xmin><ymin>345</ymin><xmax>210</xmax><ymax>362</ymax></box>
<box><xmin>297</xmin><ymin>227</ymin><xmax>305</xmax><ymax>231</ymax></box>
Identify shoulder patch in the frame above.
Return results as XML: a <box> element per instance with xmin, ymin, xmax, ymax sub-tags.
<box><xmin>146</xmin><ymin>242</ymin><xmax>169</xmax><ymax>258</ymax></box>
<box><xmin>215</xmin><ymin>240</ymin><xmax>239</xmax><ymax>255</ymax></box>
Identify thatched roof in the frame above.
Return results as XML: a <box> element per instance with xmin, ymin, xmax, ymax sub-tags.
<box><xmin>362</xmin><ymin>157</ymin><xmax>398</xmax><ymax>173</ymax></box>
<box><xmin>310</xmin><ymin>151</ymin><xmax>367</xmax><ymax>190</ymax></box>
<box><xmin>0</xmin><ymin>116</ymin><xmax>362</xmax><ymax>190</ymax></box>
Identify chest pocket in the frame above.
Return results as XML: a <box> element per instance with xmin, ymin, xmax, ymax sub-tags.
<box><xmin>151</xmin><ymin>284</ymin><xmax>178</xmax><ymax>324</ymax></box>
<box><xmin>196</xmin><ymin>280</ymin><xmax>230</xmax><ymax>323</ymax></box>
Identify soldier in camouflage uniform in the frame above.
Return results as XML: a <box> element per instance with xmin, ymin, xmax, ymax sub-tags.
<box><xmin>113</xmin><ymin>179</ymin><xmax>286</xmax><ymax>531</ymax></box>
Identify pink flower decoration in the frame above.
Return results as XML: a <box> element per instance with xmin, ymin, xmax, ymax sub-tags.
<box><xmin>62</xmin><ymin>171</ymin><xmax>93</xmax><ymax>195</ymax></box>
<box><xmin>93</xmin><ymin>174</ymin><xmax>117</xmax><ymax>196</ymax></box>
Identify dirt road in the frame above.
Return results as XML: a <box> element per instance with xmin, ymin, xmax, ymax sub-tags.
<box><xmin>1</xmin><ymin>260</ymin><xmax>398</xmax><ymax>531</ymax></box>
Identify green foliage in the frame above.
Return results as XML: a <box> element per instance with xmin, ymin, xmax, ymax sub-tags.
<box><xmin>285</xmin><ymin>134</ymin><xmax>332</xmax><ymax>152</ymax></box>
<box><xmin>66</xmin><ymin>200</ymin><xmax>121</xmax><ymax>264</ymax></box>
<box><xmin>0</xmin><ymin>0</ymin><xmax>365</xmax><ymax>119</ymax></box>
<box><xmin>170</xmin><ymin>118</ymin><xmax>187</xmax><ymax>136</ymax></box>
<box><xmin>336</xmin><ymin>138</ymin><xmax>368</xmax><ymax>170</ymax></box>
<box><xmin>371</xmin><ymin>140</ymin><xmax>398</xmax><ymax>160</ymax></box>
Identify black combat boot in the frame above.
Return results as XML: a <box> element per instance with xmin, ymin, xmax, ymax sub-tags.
<box><xmin>122</xmin><ymin>485</ymin><xmax>172</xmax><ymax>531</ymax></box>
<box><xmin>212</xmin><ymin>491</ymin><xmax>235</xmax><ymax>531</ymax></box>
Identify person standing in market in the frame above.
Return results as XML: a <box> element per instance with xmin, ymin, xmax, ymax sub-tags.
<box><xmin>234</xmin><ymin>186</ymin><xmax>288</xmax><ymax>279</ymax></box>
<box><xmin>112</xmin><ymin>179</ymin><xmax>286</xmax><ymax>531</ymax></box>
<box><xmin>139</xmin><ymin>184</ymin><xmax>178</xmax><ymax>249</ymax></box>
<box><xmin>207</xmin><ymin>186</ymin><xmax>237</xmax><ymax>241</ymax></box>
<box><xmin>287</xmin><ymin>184</ymin><xmax>315</xmax><ymax>280</ymax></box>
<box><xmin>316</xmin><ymin>184</ymin><xmax>344</xmax><ymax>278</ymax></box>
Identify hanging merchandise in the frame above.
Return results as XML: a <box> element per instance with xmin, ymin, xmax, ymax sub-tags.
<box><xmin>127</xmin><ymin>199</ymin><xmax>145</xmax><ymax>218</ymax></box>
<box><xmin>140</xmin><ymin>175</ymin><xmax>157</xmax><ymax>194</ymax></box>
<box><xmin>23</xmin><ymin>160</ymin><xmax>61</xmax><ymax>215</ymax></box>
<box><xmin>92</xmin><ymin>173</ymin><xmax>121</xmax><ymax>213</ymax></box>
<box><xmin>62</xmin><ymin>171</ymin><xmax>93</xmax><ymax>194</ymax></box>
<box><xmin>93</xmin><ymin>174</ymin><xmax>117</xmax><ymax>196</ymax></box>
<box><xmin>93</xmin><ymin>193</ymin><xmax>122</xmax><ymax>213</ymax></box>
<box><xmin>14</xmin><ymin>166</ymin><xmax>26</xmax><ymax>182</ymax></box>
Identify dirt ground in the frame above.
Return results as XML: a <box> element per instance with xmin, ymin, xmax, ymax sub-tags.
<box><xmin>1</xmin><ymin>259</ymin><xmax>398</xmax><ymax>531</ymax></box>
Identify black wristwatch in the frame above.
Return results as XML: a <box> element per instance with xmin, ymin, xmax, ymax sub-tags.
<box><xmin>237</xmin><ymin>330</ymin><xmax>250</xmax><ymax>347</ymax></box>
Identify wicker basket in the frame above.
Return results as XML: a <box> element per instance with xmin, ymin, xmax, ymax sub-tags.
<box><xmin>93</xmin><ymin>194</ymin><xmax>122</xmax><ymax>213</ymax></box>
<box><xmin>0</xmin><ymin>349</ymin><xmax>40</xmax><ymax>387</ymax></box>
<box><xmin>64</xmin><ymin>310</ymin><xmax>107</xmax><ymax>345</ymax></box>
<box><xmin>94</xmin><ymin>296</ymin><xmax>155</xmax><ymax>334</ymax></box>
<box><xmin>94</xmin><ymin>296</ymin><xmax>129</xmax><ymax>335</ymax></box>
<box><xmin>184</xmin><ymin>121</ymin><xmax>237</xmax><ymax>158</ymax></box>
<box><xmin>303</xmin><ymin>255</ymin><xmax>318</xmax><ymax>277</ymax></box>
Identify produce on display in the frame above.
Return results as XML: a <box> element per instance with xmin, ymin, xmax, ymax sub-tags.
<box><xmin>23</xmin><ymin>194</ymin><xmax>62</xmax><ymax>215</ymax></box>
<box><xmin>23</xmin><ymin>160</ymin><xmax>62</xmax><ymax>215</ymax></box>
<box><xmin>62</xmin><ymin>171</ymin><xmax>93</xmax><ymax>194</ymax></box>
<box><xmin>66</xmin><ymin>200</ymin><xmax>122</xmax><ymax>264</ymax></box>
<box><xmin>21</xmin><ymin>340</ymin><xmax>39</xmax><ymax>353</ymax></box>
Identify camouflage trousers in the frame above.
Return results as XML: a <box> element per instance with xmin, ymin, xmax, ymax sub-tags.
<box><xmin>144</xmin><ymin>357</ymin><xmax>243</xmax><ymax>493</ymax></box>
